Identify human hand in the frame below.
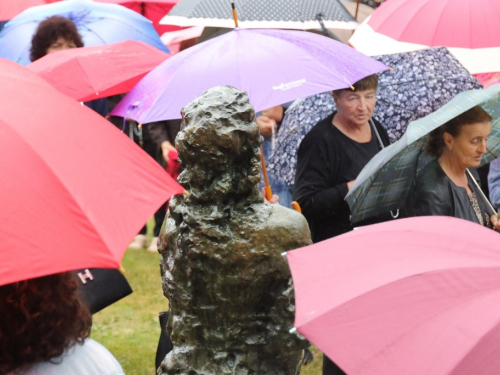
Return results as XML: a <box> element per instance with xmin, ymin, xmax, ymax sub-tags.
<box><xmin>256</xmin><ymin>115</ymin><xmax>278</xmax><ymax>137</ymax></box>
<box><xmin>261</xmin><ymin>105</ymin><xmax>284</xmax><ymax>123</ymax></box>
<box><xmin>161</xmin><ymin>141</ymin><xmax>176</xmax><ymax>164</ymax></box>
<box><xmin>347</xmin><ymin>180</ymin><xmax>356</xmax><ymax>191</ymax></box>
<box><xmin>261</xmin><ymin>187</ymin><xmax>279</xmax><ymax>204</ymax></box>
<box><xmin>491</xmin><ymin>214</ymin><xmax>500</xmax><ymax>232</ymax></box>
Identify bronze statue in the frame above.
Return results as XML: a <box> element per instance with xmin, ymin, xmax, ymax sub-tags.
<box><xmin>158</xmin><ymin>86</ymin><xmax>311</xmax><ymax>374</ymax></box>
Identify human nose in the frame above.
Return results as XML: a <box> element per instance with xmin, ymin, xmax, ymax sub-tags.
<box><xmin>478</xmin><ymin>139</ymin><xmax>487</xmax><ymax>154</ymax></box>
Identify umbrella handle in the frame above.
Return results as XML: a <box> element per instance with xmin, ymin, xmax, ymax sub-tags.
<box><xmin>291</xmin><ymin>201</ymin><xmax>302</xmax><ymax>213</ymax></box>
<box><xmin>466</xmin><ymin>169</ymin><xmax>497</xmax><ymax>217</ymax></box>
<box><xmin>260</xmin><ymin>144</ymin><xmax>273</xmax><ymax>200</ymax></box>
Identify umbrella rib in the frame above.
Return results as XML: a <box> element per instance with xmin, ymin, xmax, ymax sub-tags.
<box><xmin>299</xmin><ymin>264</ymin><xmax>500</xmax><ymax>332</ymax></box>
<box><xmin>447</xmin><ymin>314</ymin><xmax>500</xmax><ymax>374</ymax></box>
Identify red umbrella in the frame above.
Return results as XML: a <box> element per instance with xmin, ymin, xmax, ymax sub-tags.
<box><xmin>287</xmin><ymin>216</ymin><xmax>500</xmax><ymax>375</ymax></box>
<box><xmin>0</xmin><ymin>58</ymin><xmax>184</xmax><ymax>286</ymax></box>
<box><xmin>0</xmin><ymin>57</ymin><xmax>51</xmax><ymax>87</ymax></box>
<box><xmin>96</xmin><ymin>0</ymin><xmax>182</xmax><ymax>35</ymax></box>
<box><xmin>0</xmin><ymin>0</ymin><xmax>59</xmax><ymax>21</ymax></box>
<box><xmin>27</xmin><ymin>40</ymin><xmax>170</xmax><ymax>102</ymax></box>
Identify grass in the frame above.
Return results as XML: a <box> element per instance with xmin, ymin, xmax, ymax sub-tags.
<box><xmin>91</xmin><ymin>222</ymin><xmax>323</xmax><ymax>375</ymax></box>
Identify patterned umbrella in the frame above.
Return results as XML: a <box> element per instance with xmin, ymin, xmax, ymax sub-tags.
<box><xmin>0</xmin><ymin>0</ymin><xmax>168</xmax><ymax>66</ymax></box>
<box><xmin>346</xmin><ymin>84</ymin><xmax>500</xmax><ymax>224</ymax></box>
<box><xmin>160</xmin><ymin>0</ymin><xmax>357</xmax><ymax>30</ymax></box>
<box><xmin>268</xmin><ymin>47</ymin><xmax>482</xmax><ymax>186</ymax></box>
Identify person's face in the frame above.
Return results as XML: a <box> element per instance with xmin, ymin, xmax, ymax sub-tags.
<box><xmin>445</xmin><ymin>122</ymin><xmax>492</xmax><ymax>168</ymax></box>
<box><xmin>333</xmin><ymin>88</ymin><xmax>377</xmax><ymax>127</ymax></box>
<box><xmin>46</xmin><ymin>37</ymin><xmax>77</xmax><ymax>54</ymax></box>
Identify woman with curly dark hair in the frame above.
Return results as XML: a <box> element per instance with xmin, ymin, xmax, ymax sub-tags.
<box><xmin>29</xmin><ymin>16</ymin><xmax>108</xmax><ymax>117</ymax></box>
<box><xmin>29</xmin><ymin>16</ymin><xmax>83</xmax><ymax>62</ymax></box>
<box><xmin>0</xmin><ymin>272</ymin><xmax>124</xmax><ymax>375</ymax></box>
<box><xmin>405</xmin><ymin>105</ymin><xmax>500</xmax><ymax>232</ymax></box>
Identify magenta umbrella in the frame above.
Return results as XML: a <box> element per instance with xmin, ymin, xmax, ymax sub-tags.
<box><xmin>287</xmin><ymin>216</ymin><xmax>500</xmax><ymax>375</ymax></box>
<box><xmin>111</xmin><ymin>28</ymin><xmax>388</xmax><ymax>122</ymax></box>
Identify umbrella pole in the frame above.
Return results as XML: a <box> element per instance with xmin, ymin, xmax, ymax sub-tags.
<box><xmin>355</xmin><ymin>0</ymin><xmax>361</xmax><ymax>20</ymax></box>
<box><xmin>260</xmin><ymin>144</ymin><xmax>273</xmax><ymax>200</ymax></box>
<box><xmin>466</xmin><ymin>169</ymin><xmax>497</xmax><ymax>217</ymax></box>
<box><xmin>231</xmin><ymin>2</ymin><xmax>239</xmax><ymax>27</ymax></box>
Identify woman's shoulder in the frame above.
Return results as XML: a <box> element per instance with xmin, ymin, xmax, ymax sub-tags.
<box><xmin>414</xmin><ymin>159</ymin><xmax>447</xmax><ymax>186</ymax></box>
<box><xmin>23</xmin><ymin>339</ymin><xmax>124</xmax><ymax>375</ymax></box>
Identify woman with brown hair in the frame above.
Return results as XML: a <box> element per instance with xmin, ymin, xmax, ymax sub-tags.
<box><xmin>405</xmin><ymin>105</ymin><xmax>500</xmax><ymax>231</ymax></box>
<box><xmin>0</xmin><ymin>272</ymin><xmax>123</xmax><ymax>375</ymax></box>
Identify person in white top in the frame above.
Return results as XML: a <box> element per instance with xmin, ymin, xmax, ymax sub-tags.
<box><xmin>0</xmin><ymin>272</ymin><xmax>124</xmax><ymax>375</ymax></box>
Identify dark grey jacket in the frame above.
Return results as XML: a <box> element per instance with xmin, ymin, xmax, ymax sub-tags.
<box><xmin>405</xmin><ymin>159</ymin><xmax>491</xmax><ymax>226</ymax></box>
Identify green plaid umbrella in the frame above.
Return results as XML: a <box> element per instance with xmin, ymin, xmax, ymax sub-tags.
<box><xmin>346</xmin><ymin>84</ymin><xmax>500</xmax><ymax>224</ymax></box>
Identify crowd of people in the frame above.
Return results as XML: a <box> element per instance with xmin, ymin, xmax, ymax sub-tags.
<box><xmin>1</xmin><ymin>6</ymin><xmax>499</xmax><ymax>375</ymax></box>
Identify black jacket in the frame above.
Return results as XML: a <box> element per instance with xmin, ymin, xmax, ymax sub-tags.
<box><xmin>293</xmin><ymin>113</ymin><xmax>390</xmax><ymax>243</ymax></box>
<box><xmin>405</xmin><ymin>159</ymin><xmax>491</xmax><ymax>226</ymax></box>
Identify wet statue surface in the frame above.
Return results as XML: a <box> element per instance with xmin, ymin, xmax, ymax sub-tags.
<box><xmin>158</xmin><ymin>86</ymin><xmax>311</xmax><ymax>375</ymax></box>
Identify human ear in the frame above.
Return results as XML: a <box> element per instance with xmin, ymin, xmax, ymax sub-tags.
<box><xmin>443</xmin><ymin>132</ymin><xmax>454</xmax><ymax>151</ymax></box>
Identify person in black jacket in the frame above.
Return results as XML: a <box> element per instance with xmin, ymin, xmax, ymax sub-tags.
<box><xmin>294</xmin><ymin>74</ymin><xmax>390</xmax><ymax>242</ymax></box>
<box><xmin>405</xmin><ymin>105</ymin><xmax>500</xmax><ymax>232</ymax></box>
<box><xmin>293</xmin><ymin>74</ymin><xmax>390</xmax><ymax>374</ymax></box>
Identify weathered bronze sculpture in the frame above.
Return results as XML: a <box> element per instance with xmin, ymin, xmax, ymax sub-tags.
<box><xmin>158</xmin><ymin>86</ymin><xmax>311</xmax><ymax>374</ymax></box>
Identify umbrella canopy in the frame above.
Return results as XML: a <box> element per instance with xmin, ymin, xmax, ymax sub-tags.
<box><xmin>111</xmin><ymin>28</ymin><xmax>388</xmax><ymax>123</ymax></box>
<box><xmin>160</xmin><ymin>25</ymin><xmax>204</xmax><ymax>54</ymax></box>
<box><xmin>96</xmin><ymin>0</ymin><xmax>181</xmax><ymax>35</ymax></box>
<box><xmin>287</xmin><ymin>215</ymin><xmax>500</xmax><ymax>375</ymax></box>
<box><xmin>0</xmin><ymin>0</ymin><xmax>168</xmax><ymax>66</ymax></box>
<box><xmin>346</xmin><ymin>84</ymin><xmax>500</xmax><ymax>224</ymax></box>
<box><xmin>160</xmin><ymin>0</ymin><xmax>358</xmax><ymax>30</ymax></box>
<box><xmin>0</xmin><ymin>55</ymin><xmax>51</xmax><ymax>86</ymax></box>
<box><xmin>0</xmin><ymin>0</ymin><xmax>59</xmax><ymax>21</ymax></box>
<box><xmin>27</xmin><ymin>40</ymin><xmax>170</xmax><ymax>102</ymax></box>
<box><xmin>268</xmin><ymin>47</ymin><xmax>482</xmax><ymax>186</ymax></box>
<box><xmin>369</xmin><ymin>0</ymin><xmax>500</xmax><ymax>49</ymax></box>
<box><xmin>0</xmin><ymin>58</ymin><xmax>184</xmax><ymax>286</ymax></box>
<box><xmin>349</xmin><ymin>0</ymin><xmax>500</xmax><ymax>74</ymax></box>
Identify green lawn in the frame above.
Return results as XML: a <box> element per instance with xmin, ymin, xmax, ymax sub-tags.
<box><xmin>91</xmin><ymin>233</ymin><xmax>322</xmax><ymax>374</ymax></box>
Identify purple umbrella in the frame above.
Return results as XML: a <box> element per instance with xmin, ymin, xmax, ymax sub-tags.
<box><xmin>111</xmin><ymin>28</ymin><xmax>388</xmax><ymax>122</ymax></box>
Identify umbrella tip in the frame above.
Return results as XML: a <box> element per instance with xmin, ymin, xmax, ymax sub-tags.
<box><xmin>350</xmin><ymin>85</ymin><xmax>355</xmax><ymax>90</ymax></box>
<box><xmin>281</xmin><ymin>252</ymin><xmax>287</xmax><ymax>257</ymax></box>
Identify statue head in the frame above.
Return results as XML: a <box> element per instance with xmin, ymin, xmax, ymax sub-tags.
<box><xmin>176</xmin><ymin>86</ymin><xmax>262</xmax><ymax>203</ymax></box>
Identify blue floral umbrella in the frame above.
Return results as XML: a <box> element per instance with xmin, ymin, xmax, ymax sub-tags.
<box><xmin>268</xmin><ymin>47</ymin><xmax>482</xmax><ymax>186</ymax></box>
<box><xmin>0</xmin><ymin>0</ymin><xmax>168</xmax><ymax>66</ymax></box>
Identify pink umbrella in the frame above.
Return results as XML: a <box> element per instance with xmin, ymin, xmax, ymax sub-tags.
<box><xmin>287</xmin><ymin>216</ymin><xmax>500</xmax><ymax>375</ymax></box>
<box><xmin>27</xmin><ymin>40</ymin><xmax>170</xmax><ymax>102</ymax></box>
<box><xmin>350</xmin><ymin>0</ymin><xmax>500</xmax><ymax>74</ymax></box>
<box><xmin>160</xmin><ymin>26</ymin><xmax>203</xmax><ymax>54</ymax></box>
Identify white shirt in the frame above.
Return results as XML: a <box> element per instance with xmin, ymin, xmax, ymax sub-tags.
<box><xmin>13</xmin><ymin>339</ymin><xmax>124</xmax><ymax>375</ymax></box>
